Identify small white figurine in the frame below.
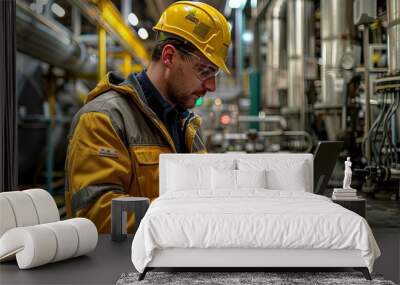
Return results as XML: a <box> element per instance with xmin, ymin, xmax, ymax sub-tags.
<box><xmin>343</xmin><ymin>157</ymin><xmax>354</xmax><ymax>190</ymax></box>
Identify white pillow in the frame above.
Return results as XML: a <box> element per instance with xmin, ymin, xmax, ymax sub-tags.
<box><xmin>266</xmin><ymin>162</ymin><xmax>307</xmax><ymax>191</ymax></box>
<box><xmin>167</xmin><ymin>162</ymin><xmax>211</xmax><ymax>191</ymax></box>
<box><xmin>211</xmin><ymin>168</ymin><xmax>237</xmax><ymax>190</ymax></box>
<box><xmin>236</xmin><ymin>169</ymin><xmax>267</xmax><ymax>189</ymax></box>
<box><xmin>237</xmin><ymin>158</ymin><xmax>309</xmax><ymax>191</ymax></box>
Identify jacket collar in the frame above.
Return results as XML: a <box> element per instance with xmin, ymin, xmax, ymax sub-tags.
<box><xmin>85</xmin><ymin>72</ymin><xmax>204</xmax><ymax>152</ymax></box>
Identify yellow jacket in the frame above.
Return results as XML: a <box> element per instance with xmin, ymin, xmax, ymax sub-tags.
<box><xmin>65</xmin><ymin>72</ymin><xmax>206</xmax><ymax>233</ymax></box>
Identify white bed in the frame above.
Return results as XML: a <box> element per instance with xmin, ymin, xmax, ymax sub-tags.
<box><xmin>131</xmin><ymin>154</ymin><xmax>380</xmax><ymax>280</ymax></box>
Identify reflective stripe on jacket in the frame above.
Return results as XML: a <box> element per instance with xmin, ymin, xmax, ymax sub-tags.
<box><xmin>65</xmin><ymin>72</ymin><xmax>206</xmax><ymax>233</ymax></box>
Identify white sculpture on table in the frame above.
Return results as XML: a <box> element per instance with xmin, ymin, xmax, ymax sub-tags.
<box><xmin>342</xmin><ymin>157</ymin><xmax>354</xmax><ymax>190</ymax></box>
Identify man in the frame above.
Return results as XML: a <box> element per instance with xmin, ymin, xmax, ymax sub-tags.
<box><xmin>64</xmin><ymin>1</ymin><xmax>231</xmax><ymax>233</ymax></box>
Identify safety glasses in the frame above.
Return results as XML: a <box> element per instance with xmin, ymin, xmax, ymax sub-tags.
<box><xmin>177</xmin><ymin>47</ymin><xmax>220</xmax><ymax>81</ymax></box>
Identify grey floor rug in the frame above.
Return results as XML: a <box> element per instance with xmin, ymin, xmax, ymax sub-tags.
<box><xmin>116</xmin><ymin>272</ymin><xmax>396</xmax><ymax>285</ymax></box>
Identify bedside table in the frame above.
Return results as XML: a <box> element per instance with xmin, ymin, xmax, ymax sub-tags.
<box><xmin>111</xmin><ymin>197</ymin><xmax>150</xmax><ymax>241</ymax></box>
<box><xmin>332</xmin><ymin>197</ymin><xmax>366</xmax><ymax>218</ymax></box>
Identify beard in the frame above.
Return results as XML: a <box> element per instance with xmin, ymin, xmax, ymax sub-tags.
<box><xmin>165</xmin><ymin>65</ymin><xmax>204</xmax><ymax>109</ymax></box>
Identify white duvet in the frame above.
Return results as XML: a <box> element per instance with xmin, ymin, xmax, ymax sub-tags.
<box><xmin>131</xmin><ymin>190</ymin><xmax>380</xmax><ymax>273</ymax></box>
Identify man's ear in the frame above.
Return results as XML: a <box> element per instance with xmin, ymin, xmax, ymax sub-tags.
<box><xmin>161</xmin><ymin>44</ymin><xmax>175</xmax><ymax>68</ymax></box>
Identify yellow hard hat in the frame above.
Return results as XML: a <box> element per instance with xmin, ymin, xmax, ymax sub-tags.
<box><xmin>153</xmin><ymin>1</ymin><xmax>231</xmax><ymax>75</ymax></box>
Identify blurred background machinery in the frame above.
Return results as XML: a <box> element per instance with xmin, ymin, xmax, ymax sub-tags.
<box><xmin>12</xmin><ymin>0</ymin><xmax>399</xmax><ymax>208</ymax></box>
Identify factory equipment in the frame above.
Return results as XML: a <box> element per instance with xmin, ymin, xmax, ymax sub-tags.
<box><xmin>210</xmin><ymin>129</ymin><xmax>312</xmax><ymax>154</ymax></box>
<box><xmin>355</xmin><ymin>0</ymin><xmax>400</xmax><ymax>198</ymax></box>
<box><xmin>240</xmin><ymin>0</ymin><xmax>399</xmax><ymax>198</ymax></box>
<box><xmin>207</xmin><ymin>112</ymin><xmax>313</xmax><ymax>153</ymax></box>
<box><xmin>8</xmin><ymin>0</ymin><xmax>400</xmax><ymax>201</ymax></box>
<box><xmin>221</xmin><ymin>0</ymin><xmax>318</xmax><ymax>155</ymax></box>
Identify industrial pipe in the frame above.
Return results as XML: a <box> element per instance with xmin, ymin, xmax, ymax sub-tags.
<box><xmin>16</xmin><ymin>0</ymin><xmax>97</xmax><ymax>77</ymax></box>
<box><xmin>287</xmin><ymin>0</ymin><xmax>314</xmax><ymax>130</ymax></box>
<box><xmin>237</xmin><ymin>115</ymin><xmax>288</xmax><ymax>129</ymax></box>
<box><xmin>258</xmin><ymin>130</ymin><xmax>313</xmax><ymax>152</ymax></box>
<box><xmin>69</xmin><ymin>0</ymin><xmax>150</xmax><ymax>66</ymax></box>
<box><xmin>264</xmin><ymin>0</ymin><xmax>287</xmax><ymax>109</ymax></box>
<box><xmin>318</xmin><ymin>0</ymin><xmax>355</xmax><ymax>141</ymax></box>
<box><xmin>223</xmin><ymin>130</ymin><xmax>313</xmax><ymax>153</ymax></box>
<box><xmin>355</xmin><ymin>166</ymin><xmax>400</xmax><ymax>182</ymax></box>
<box><xmin>320</xmin><ymin>0</ymin><xmax>354</xmax><ymax>107</ymax></box>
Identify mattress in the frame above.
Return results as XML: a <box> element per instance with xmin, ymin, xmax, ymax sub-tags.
<box><xmin>131</xmin><ymin>190</ymin><xmax>380</xmax><ymax>273</ymax></box>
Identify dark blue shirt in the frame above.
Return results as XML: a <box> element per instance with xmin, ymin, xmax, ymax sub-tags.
<box><xmin>136</xmin><ymin>71</ymin><xmax>189</xmax><ymax>153</ymax></box>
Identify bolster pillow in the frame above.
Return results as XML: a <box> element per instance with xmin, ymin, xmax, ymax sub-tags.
<box><xmin>0</xmin><ymin>218</ymin><xmax>98</xmax><ymax>269</ymax></box>
<box><xmin>0</xmin><ymin>189</ymin><xmax>60</xmax><ymax>237</ymax></box>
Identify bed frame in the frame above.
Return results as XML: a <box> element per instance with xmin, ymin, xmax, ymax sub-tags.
<box><xmin>139</xmin><ymin>248</ymin><xmax>370</xmax><ymax>280</ymax></box>
<box><xmin>138</xmin><ymin>154</ymin><xmax>372</xmax><ymax>281</ymax></box>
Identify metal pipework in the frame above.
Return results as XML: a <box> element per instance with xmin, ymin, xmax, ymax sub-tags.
<box><xmin>355</xmin><ymin>166</ymin><xmax>400</xmax><ymax>182</ymax></box>
<box><xmin>264</xmin><ymin>0</ymin><xmax>287</xmax><ymax>109</ymax></box>
<box><xmin>387</xmin><ymin>0</ymin><xmax>400</xmax><ymax>74</ymax></box>
<box><xmin>98</xmin><ymin>26</ymin><xmax>107</xmax><ymax>81</ymax></box>
<box><xmin>362</xmin><ymin>90</ymin><xmax>399</xmax><ymax>167</ymax></box>
<box><xmin>69</xmin><ymin>0</ymin><xmax>150</xmax><ymax>66</ymax></box>
<box><xmin>223</xmin><ymin>130</ymin><xmax>313</xmax><ymax>153</ymax></box>
<box><xmin>235</xmin><ymin>7</ymin><xmax>244</xmax><ymax>92</ymax></box>
<box><xmin>258</xmin><ymin>130</ymin><xmax>313</xmax><ymax>152</ymax></box>
<box><xmin>287</xmin><ymin>0</ymin><xmax>314</xmax><ymax>130</ymax></box>
<box><xmin>363</xmin><ymin>25</ymin><xmax>372</xmax><ymax>162</ymax></box>
<box><xmin>320</xmin><ymin>0</ymin><xmax>354</xmax><ymax>107</ymax></box>
<box><xmin>16</xmin><ymin>0</ymin><xmax>97</xmax><ymax>77</ymax></box>
<box><xmin>237</xmin><ymin>115</ymin><xmax>288</xmax><ymax>129</ymax></box>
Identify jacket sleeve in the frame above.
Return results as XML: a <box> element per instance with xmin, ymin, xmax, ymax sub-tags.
<box><xmin>65</xmin><ymin>111</ymin><xmax>134</xmax><ymax>233</ymax></box>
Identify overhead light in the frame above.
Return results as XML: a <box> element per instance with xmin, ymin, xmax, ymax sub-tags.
<box><xmin>195</xmin><ymin>97</ymin><xmax>204</xmax><ymax>107</ymax></box>
<box><xmin>228</xmin><ymin>0</ymin><xmax>247</xmax><ymax>9</ymax></box>
<box><xmin>220</xmin><ymin>114</ymin><xmax>232</xmax><ymax>125</ymax></box>
<box><xmin>138</xmin><ymin>27</ymin><xmax>149</xmax><ymax>40</ymax></box>
<box><xmin>30</xmin><ymin>2</ymin><xmax>44</xmax><ymax>14</ymax></box>
<box><xmin>214</xmin><ymin>98</ymin><xmax>222</xmax><ymax>106</ymax></box>
<box><xmin>51</xmin><ymin>3</ymin><xmax>65</xmax><ymax>18</ymax></box>
<box><xmin>242</xmin><ymin>31</ymin><xmax>254</xmax><ymax>43</ymax></box>
<box><xmin>128</xmin><ymin>13</ymin><xmax>139</xmax><ymax>26</ymax></box>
